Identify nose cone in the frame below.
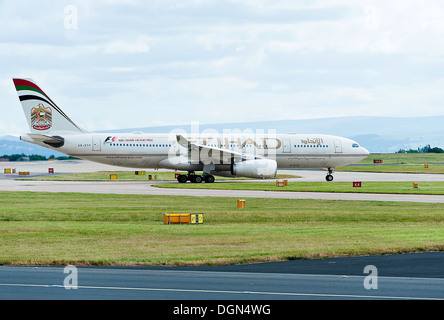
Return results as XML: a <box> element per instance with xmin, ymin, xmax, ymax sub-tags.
<box><xmin>362</xmin><ymin>146</ymin><xmax>370</xmax><ymax>156</ymax></box>
<box><xmin>358</xmin><ymin>146</ymin><xmax>370</xmax><ymax>162</ymax></box>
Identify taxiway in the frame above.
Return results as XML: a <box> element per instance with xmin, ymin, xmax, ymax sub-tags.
<box><xmin>0</xmin><ymin>252</ymin><xmax>443</xmax><ymax>300</ymax></box>
<box><xmin>1</xmin><ymin>160</ymin><xmax>444</xmax><ymax>203</ymax></box>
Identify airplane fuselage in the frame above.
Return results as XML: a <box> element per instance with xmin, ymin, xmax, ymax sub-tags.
<box><xmin>21</xmin><ymin>132</ymin><xmax>369</xmax><ymax>173</ymax></box>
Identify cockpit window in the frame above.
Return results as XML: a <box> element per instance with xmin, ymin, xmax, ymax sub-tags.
<box><xmin>352</xmin><ymin>143</ymin><xmax>359</xmax><ymax>148</ymax></box>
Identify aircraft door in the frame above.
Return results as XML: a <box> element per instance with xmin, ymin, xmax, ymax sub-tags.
<box><xmin>333</xmin><ymin>139</ymin><xmax>342</xmax><ymax>153</ymax></box>
<box><xmin>283</xmin><ymin>139</ymin><xmax>291</xmax><ymax>153</ymax></box>
<box><xmin>92</xmin><ymin>136</ymin><xmax>101</xmax><ymax>151</ymax></box>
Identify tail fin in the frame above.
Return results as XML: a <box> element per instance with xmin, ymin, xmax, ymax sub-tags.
<box><xmin>13</xmin><ymin>78</ymin><xmax>87</xmax><ymax>134</ymax></box>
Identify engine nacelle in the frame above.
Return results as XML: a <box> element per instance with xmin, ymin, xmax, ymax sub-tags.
<box><xmin>231</xmin><ymin>159</ymin><xmax>277</xmax><ymax>179</ymax></box>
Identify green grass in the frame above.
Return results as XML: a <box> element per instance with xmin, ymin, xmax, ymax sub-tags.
<box><xmin>338</xmin><ymin>153</ymin><xmax>444</xmax><ymax>174</ymax></box>
<box><xmin>337</xmin><ymin>164</ymin><xmax>444</xmax><ymax>174</ymax></box>
<box><xmin>0</xmin><ymin>191</ymin><xmax>443</xmax><ymax>266</ymax></box>
<box><xmin>155</xmin><ymin>181</ymin><xmax>444</xmax><ymax>195</ymax></box>
<box><xmin>358</xmin><ymin>153</ymin><xmax>444</xmax><ymax>165</ymax></box>
<box><xmin>20</xmin><ymin>171</ymin><xmax>300</xmax><ymax>181</ymax></box>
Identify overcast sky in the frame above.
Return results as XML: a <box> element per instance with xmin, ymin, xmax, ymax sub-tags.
<box><xmin>2</xmin><ymin>0</ymin><xmax>444</xmax><ymax>135</ymax></box>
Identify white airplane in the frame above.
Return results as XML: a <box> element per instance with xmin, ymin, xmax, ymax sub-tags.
<box><xmin>13</xmin><ymin>78</ymin><xmax>369</xmax><ymax>183</ymax></box>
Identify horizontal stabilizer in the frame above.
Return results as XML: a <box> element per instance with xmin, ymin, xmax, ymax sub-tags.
<box><xmin>25</xmin><ymin>134</ymin><xmax>65</xmax><ymax>148</ymax></box>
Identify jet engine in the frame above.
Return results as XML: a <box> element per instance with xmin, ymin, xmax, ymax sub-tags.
<box><xmin>231</xmin><ymin>159</ymin><xmax>277</xmax><ymax>179</ymax></box>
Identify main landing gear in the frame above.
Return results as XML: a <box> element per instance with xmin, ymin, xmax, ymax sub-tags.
<box><xmin>177</xmin><ymin>172</ymin><xmax>215</xmax><ymax>183</ymax></box>
<box><xmin>326</xmin><ymin>167</ymin><xmax>334</xmax><ymax>182</ymax></box>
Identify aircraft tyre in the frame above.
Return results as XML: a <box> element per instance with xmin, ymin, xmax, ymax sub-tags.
<box><xmin>204</xmin><ymin>175</ymin><xmax>215</xmax><ymax>183</ymax></box>
<box><xmin>326</xmin><ymin>174</ymin><xmax>334</xmax><ymax>182</ymax></box>
<box><xmin>193</xmin><ymin>175</ymin><xmax>203</xmax><ymax>183</ymax></box>
<box><xmin>177</xmin><ymin>175</ymin><xmax>188</xmax><ymax>183</ymax></box>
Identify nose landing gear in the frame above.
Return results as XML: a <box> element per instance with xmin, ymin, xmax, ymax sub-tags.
<box><xmin>326</xmin><ymin>168</ymin><xmax>334</xmax><ymax>182</ymax></box>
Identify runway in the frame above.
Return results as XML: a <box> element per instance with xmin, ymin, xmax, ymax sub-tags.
<box><xmin>3</xmin><ymin>179</ymin><xmax>444</xmax><ymax>203</ymax></box>
<box><xmin>3</xmin><ymin>159</ymin><xmax>444</xmax><ymax>181</ymax></box>
<box><xmin>1</xmin><ymin>252</ymin><xmax>443</xmax><ymax>300</ymax></box>
<box><xmin>1</xmin><ymin>160</ymin><xmax>444</xmax><ymax>203</ymax></box>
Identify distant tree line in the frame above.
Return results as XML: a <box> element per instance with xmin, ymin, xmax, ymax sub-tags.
<box><xmin>0</xmin><ymin>154</ymin><xmax>79</xmax><ymax>161</ymax></box>
<box><xmin>397</xmin><ymin>145</ymin><xmax>444</xmax><ymax>153</ymax></box>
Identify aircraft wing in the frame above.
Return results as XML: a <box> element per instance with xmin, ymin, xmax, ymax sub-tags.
<box><xmin>176</xmin><ymin>134</ymin><xmax>255</xmax><ymax>164</ymax></box>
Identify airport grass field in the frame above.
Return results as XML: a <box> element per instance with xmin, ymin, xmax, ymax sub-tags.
<box><xmin>336</xmin><ymin>164</ymin><xmax>444</xmax><ymax>174</ymax></box>
<box><xmin>156</xmin><ymin>181</ymin><xmax>444</xmax><ymax>195</ymax></box>
<box><xmin>336</xmin><ymin>152</ymin><xmax>444</xmax><ymax>174</ymax></box>
<box><xmin>0</xmin><ymin>191</ymin><xmax>443</xmax><ymax>266</ymax></box>
<box><xmin>355</xmin><ymin>152</ymin><xmax>444</xmax><ymax>165</ymax></box>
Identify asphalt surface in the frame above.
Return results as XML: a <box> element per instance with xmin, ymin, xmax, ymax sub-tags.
<box><xmin>2</xmin><ymin>179</ymin><xmax>444</xmax><ymax>203</ymax></box>
<box><xmin>1</xmin><ymin>252</ymin><xmax>443</xmax><ymax>300</ymax></box>
<box><xmin>3</xmin><ymin>159</ymin><xmax>444</xmax><ymax>181</ymax></box>
<box><xmin>2</xmin><ymin>160</ymin><xmax>444</xmax><ymax>203</ymax></box>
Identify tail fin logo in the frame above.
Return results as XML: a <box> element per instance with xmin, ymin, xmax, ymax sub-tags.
<box><xmin>31</xmin><ymin>104</ymin><xmax>52</xmax><ymax>131</ymax></box>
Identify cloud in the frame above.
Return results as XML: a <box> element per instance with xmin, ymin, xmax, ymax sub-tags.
<box><xmin>104</xmin><ymin>37</ymin><xmax>150</xmax><ymax>54</ymax></box>
<box><xmin>2</xmin><ymin>0</ymin><xmax>444</xmax><ymax>136</ymax></box>
<box><xmin>244</xmin><ymin>48</ymin><xmax>266</xmax><ymax>69</ymax></box>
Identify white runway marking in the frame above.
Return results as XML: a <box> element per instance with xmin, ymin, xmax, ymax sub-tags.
<box><xmin>1</xmin><ymin>283</ymin><xmax>442</xmax><ymax>300</ymax></box>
